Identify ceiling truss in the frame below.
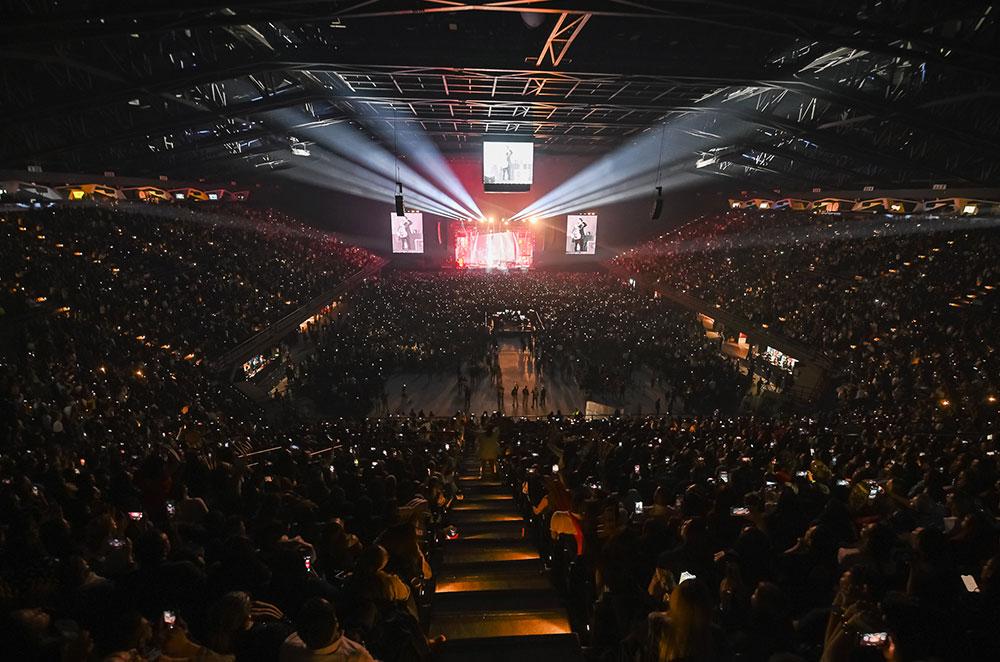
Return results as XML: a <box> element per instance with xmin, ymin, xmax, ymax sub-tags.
<box><xmin>0</xmin><ymin>0</ymin><xmax>998</xmax><ymax>189</ymax></box>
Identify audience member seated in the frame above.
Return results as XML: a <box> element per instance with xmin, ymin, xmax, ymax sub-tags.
<box><xmin>2</xmin><ymin>201</ymin><xmax>998</xmax><ymax>662</ymax></box>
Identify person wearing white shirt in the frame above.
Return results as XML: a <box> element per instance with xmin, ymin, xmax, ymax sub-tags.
<box><xmin>279</xmin><ymin>598</ymin><xmax>375</xmax><ymax>662</ymax></box>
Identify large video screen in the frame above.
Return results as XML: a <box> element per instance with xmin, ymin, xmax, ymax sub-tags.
<box><xmin>483</xmin><ymin>138</ymin><xmax>533</xmax><ymax>192</ymax></box>
<box><xmin>390</xmin><ymin>212</ymin><xmax>423</xmax><ymax>253</ymax></box>
<box><xmin>453</xmin><ymin>227</ymin><xmax>534</xmax><ymax>270</ymax></box>
<box><xmin>565</xmin><ymin>214</ymin><xmax>598</xmax><ymax>254</ymax></box>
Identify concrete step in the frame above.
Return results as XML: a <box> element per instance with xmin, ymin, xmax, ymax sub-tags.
<box><xmin>454</xmin><ymin>492</ymin><xmax>513</xmax><ymax>502</ymax></box>
<box><xmin>446</xmin><ymin>537</ymin><xmax>535</xmax><ymax>549</ymax></box>
<box><xmin>457</xmin><ymin>527</ymin><xmax>526</xmax><ymax>541</ymax></box>
<box><xmin>458</xmin><ymin>476</ymin><xmax>503</xmax><ymax>486</ymax></box>
<box><xmin>429</xmin><ymin>608</ymin><xmax>572</xmax><ymax>641</ymax></box>
<box><xmin>431</xmin><ymin>634</ymin><xmax>582</xmax><ymax>662</ymax></box>
<box><xmin>442</xmin><ymin>539</ymin><xmax>539</xmax><ymax>566</ymax></box>
<box><xmin>434</xmin><ymin>588</ymin><xmax>563</xmax><ymax>614</ymax></box>
<box><xmin>451</xmin><ymin>499</ymin><xmax>516</xmax><ymax>512</ymax></box>
<box><xmin>436</xmin><ymin>563</ymin><xmax>552</xmax><ymax>595</ymax></box>
<box><xmin>447</xmin><ymin>518</ymin><xmax>526</xmax><ymax>540</ymax></box>
<box><xmin>449</xmin><ymin>510</ymin><xmax>523</xmax><ymax>525</ymax></box>
<box><xmin>457</xmin><ymin>483</ymin><xmax>510</xmax><ymax>497</ymax></box>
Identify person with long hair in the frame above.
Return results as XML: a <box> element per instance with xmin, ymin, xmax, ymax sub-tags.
<box><xmin>349</xmin><ymin>544</ymin><xmax>414</xmax><ymax>615</ymax></box>
<box><xmin>649</xmin><ymin>579</ymin><xmax>728</xmax><ymax>662</ymax></box>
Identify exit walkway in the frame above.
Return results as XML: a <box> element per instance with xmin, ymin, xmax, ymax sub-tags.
<box><xmin>429</xmin><ymin>450</ymin><xmax>582</xmax><ymax>661</ymax></box>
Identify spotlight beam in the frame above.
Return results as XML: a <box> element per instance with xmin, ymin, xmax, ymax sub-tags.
<box><xmin>268</xmin><ymin>108</ymin><xmax>471</xmax><ymax>218</ymax></box>
<box><xmin>302</xmin><ymin>122</ymin><xmax>469</xmax><ymax>217</ymax></box>
<box><xmin>356</xmin><ymin>106</ymin><xmax>483</xmax><ymax>219</ymax></box>
<box><xmin>511</xmin><ymin>113</ymin><xmax>748</xmax><ymax>222</ymax></box>
<box><xmin>285</xmin><ymin>158</ymin><xmax>465</xmax><ymax>219</ymax></box>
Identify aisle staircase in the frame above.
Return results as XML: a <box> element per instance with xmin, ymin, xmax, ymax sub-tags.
<box><xmin>430</xmin><ymin>452</ymin><xmax>582</xmax><ymax>661</ymax></box>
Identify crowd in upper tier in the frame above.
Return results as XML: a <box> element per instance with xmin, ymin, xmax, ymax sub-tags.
<box><xmin>614</xmin><ymin>209</ymin><xmax>999</xmax><ymax>429</ymax></box>
<box><xmin>0</xmin><ymin>202</ymin><xmax>997</xmax><ymax>662</ymax></box>
<box><xmin>1</xmin><ymin>204</ymin><xmax>375</xmax><ymax>356</ymax></box>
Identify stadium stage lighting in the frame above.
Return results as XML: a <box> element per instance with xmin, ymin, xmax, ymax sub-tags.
<box><xmin>394</xmin><ymin>182</ymin><xmax>405</xmax><ymax>216</ymax></box>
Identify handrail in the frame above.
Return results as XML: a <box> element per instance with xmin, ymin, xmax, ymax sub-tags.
<box><xmin>216</xmin><ymin>258</ymin><xmax>387</xmax><ymax>377</ymax></box>
<box><xmin>307</xmin><ymin>445</ymin><xmax>342</xmax><ymax>457</ymax></box>
<box><xmin>611</xmin><ymin>266</ymin><xmax>833</xmax><ymax>369</ymax></box>
<box><xmin>239</xmin><ymin>445</ymin><xmax>283</xmax><ymax>459</ymax></box>
<box><xmin>233</xmin><ymin>421</ymin><xmax>986</xmax><ymax>467</ymax></box>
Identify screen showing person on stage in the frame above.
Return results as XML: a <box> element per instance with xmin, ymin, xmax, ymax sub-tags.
<box><xmin>390</xmin><ymin>212</ymin><xmax>423</xmax><ymax>253</ymax></box>
<box><xmin>565</xmin><ymin>214</ymin><xmax>597</xmax><ymax>254</ymax></box>
<box><xmin>452</xmin><ymin>226</ymin><xmax>534</xmax><ymax>269</ymax></box>
<box><xmin>483</xmin><ymin>140</ymin><xmax>533</xmax><ymax>191</ymax></box>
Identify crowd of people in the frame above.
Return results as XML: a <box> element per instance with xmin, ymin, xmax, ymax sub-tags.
<box><xmin>615</xmin><ymin>209</ymin><xmax>999</xmax><ymax>429</ymax></box>
<box><xmin>1</xmin><ymin>203</ymin><xmax>374</xmax><ymax>357</ymax></box>
<box><xmin>499</xmin><ymin>408</ymin><xmax>998</xmax><ymax>662</ymax></box>
<box><xmin>2</xmin><ymin>199</ymin><xmax>998</xmax><ymax>662</ymax></box>
<box><xmin>0</xmin><ymin>202</ymin><xmax>453</xmax><ymax>661</ymax></box>
<box><xmin>0</xmin><ymin>408</ymin><xmax>463</xmax><ymax>661</ymax></box>
<box><xmin>291</xmin><ymin>271</ymin><xmax>747</xmax><ymax>417</ymax></box>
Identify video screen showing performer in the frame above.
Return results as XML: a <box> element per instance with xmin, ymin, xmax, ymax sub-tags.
<box><xmin>483</xmin><ymin>140</ymin><xmax>533</xmax><ymax>191</ymax></box>
<box><xmin>390</xmin><ymin>212</ymin><xmax>423</xmax><ymax>253</ymax></box>
<box><xmin>565</xmin><ymin>214</ymin><xmax>598</xmax><ymax>254</ymax></box>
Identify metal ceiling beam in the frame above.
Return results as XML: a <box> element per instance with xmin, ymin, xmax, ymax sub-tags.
<box><xmin>787</xmin><ymin>77</ymin><xmax>1000</xmax><ymax>159</ymax></box>
<box><xmin>1</xmin><ymin>53</ymin><xmax>784</xmax><ymax>126</ymax></box>
<box><xmin>748</xmin><ymin>143</ymin><xmax>873</xmax><ymax>182</ymax></box>
<box><xmin>330</xmin><ymin>93</ymin><xmax>705</xmax><ymax>114</ymax></box>
<box><xmin>705</xmin><ymin>105</ymin><xmax>985</xmax><ymax>185</ymax></box>
<box><xmin>720</xmin><ymin>152</ymin><xmax>817</xmax><ymax>187</ymax></box>
<box><xmin>0</xmin><ymin>91</ymin><xmax>320</xmax><ymax>165</ymax></box>
<box><xmin>7</xmin><ymin>0</ymin><xmax>995</xmax><ymax>79</ymax></box>
<box><xmin>535</xmin><ymin>12</ymin><xmax>592</xmax><ymax>67</ymax></box>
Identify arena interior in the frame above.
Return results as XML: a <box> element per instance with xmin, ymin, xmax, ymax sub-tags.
<box><xmin>2</xmin><ymin>2</ymin><xmax>1000</xmax><ymax>661</ymax></box>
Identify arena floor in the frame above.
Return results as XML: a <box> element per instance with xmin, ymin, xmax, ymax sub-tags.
<box><xmin>377</xmin><ymin>339</ymin><xmax>671</xmax><ymax>418</ymax></box>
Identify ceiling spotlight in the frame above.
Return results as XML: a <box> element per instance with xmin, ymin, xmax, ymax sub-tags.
<box><xmin>520</xmin><ymin>11</ymin><xmax>545</xmax><ymax>28</ymax></box>
<box><xmin>651</xmin><ymin>186</ymin><xmax>663</xmax><ymax>220</ymax></box>
<box><xmin>529</xmin><ymin>217</ymin><xmax>538</xmax><ymax>224</ymax></box>
<box><xmin>394</xmin><ymin>182</ymin><xmax>404</xmax><ymax>216</ymax></box>
<box><xmin>289</xmin><ymin>137</ymin><xmax>310</xmax><ymax>157</ymax></box>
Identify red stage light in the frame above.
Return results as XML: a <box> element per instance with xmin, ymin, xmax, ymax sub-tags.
<box><xmin>453</xmin><ymin>225</ymin><xmax>534</xmax><ymax>269</ymax></box>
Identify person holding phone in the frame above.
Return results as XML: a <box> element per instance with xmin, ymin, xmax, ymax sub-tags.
<box><xmin>821</xmin><ymin>566</ymin><xmax>884</xmax><ymax>662</ymax></box>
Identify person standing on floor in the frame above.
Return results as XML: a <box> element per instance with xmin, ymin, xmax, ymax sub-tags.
<box><xmin>478</xmin><ymin>424</ymin><xmax>499</xmax><ymax>477</ymax></box>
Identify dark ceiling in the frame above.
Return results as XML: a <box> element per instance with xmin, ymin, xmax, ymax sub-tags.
<box><xmin>2</xmin><ymin>0</ymin><xmax>999</xmax><ymax>190</ymax></box>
